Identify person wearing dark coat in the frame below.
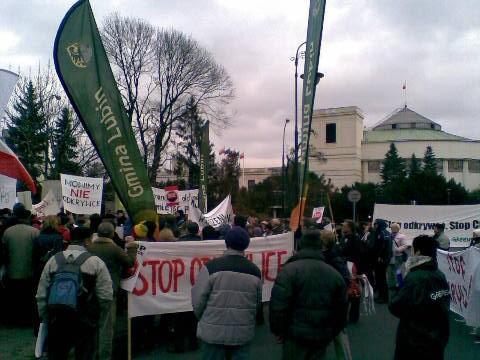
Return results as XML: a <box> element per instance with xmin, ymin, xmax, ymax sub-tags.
<box><xmin>179</xmin><ymin>222</ymin><xmax>202</xmax><ymax>241</ymax></box>
<box><xmin>373</xmin><ymin>219</ymin><xmax>392</xmax><ymax>303</ymax></box>
<box><xmin>270</xmin><ymin>229</ymin><xmax>348</xmax><ymax>359</ymax></box>
<box><xmin>389</xmin><ymin>235</ymin><xmax>450</xmax><ymax>359</ymax></box>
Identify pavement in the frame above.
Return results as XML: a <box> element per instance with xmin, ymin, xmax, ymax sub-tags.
<box><xmin>1</xmin><ymin>304</ymin><xmax>478</xmax><ymax>359</ymax></box>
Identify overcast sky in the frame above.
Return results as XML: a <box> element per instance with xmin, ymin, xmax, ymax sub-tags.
<box><xmin>1</xmin><ymin>0</ymin><xmax>479</xmax><ymax>167</ymax></box>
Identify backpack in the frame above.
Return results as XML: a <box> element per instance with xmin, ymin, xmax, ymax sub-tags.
<box><xmin>47</xmin><ymin>252</ymin><xmax>91</xmax><ymax>313</ymax></box>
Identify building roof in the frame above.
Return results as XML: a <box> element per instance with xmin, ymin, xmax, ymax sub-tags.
<box><xmin>363</xmin><ymin>128</ymin><xmax>470</xmax><ymax>143</ymax></box>
<box><xmin>372</xmin><ymin>106</ymin><xmax>441</xmax><ymax>131</ymax></box>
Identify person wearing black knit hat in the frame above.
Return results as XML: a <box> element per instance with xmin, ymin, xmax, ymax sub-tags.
<box><xmin>192</xmin><ymin>226</ymin><xmax>261</xmax><ymax>359</ymax></box>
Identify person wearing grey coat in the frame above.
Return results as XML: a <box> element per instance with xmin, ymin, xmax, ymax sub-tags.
<box><xmin>191</xmin><ymin>226</ymin><xmax>262</xmax><ymax>359</ymax></box>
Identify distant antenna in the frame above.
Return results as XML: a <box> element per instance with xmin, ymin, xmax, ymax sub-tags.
<box><xmin>402</xmin><ymin>80</ymin><xmax>407</xmax><ymax>108</ymax></box>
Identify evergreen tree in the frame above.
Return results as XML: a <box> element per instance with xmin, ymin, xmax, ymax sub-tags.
<box><xmin>50</xmin><ymin>107</ymin><xmax>81</xmax><ymax>179</ymax></box>
<box><xmin>423</xmin><ymin>146</ymin><xmax>437</xmax><ymax>174</ymax></box>
<box><xmin>6</xmin><ymin>80</ymin><xmax>47</xmax><ymax>182</ymax></box>
<box><xmin>212</xmin><ymin>151</ymin><xmax>240</xmax><ymax>203</ymax></box>
<box><xmin>381</xmin><ymin>143</ymin><xmax>406</xmax><ymax>184</ymax></box>
<box><xmin>409</xmin><ymin>153</ymin><xmax>421</xmax><ymax>177</ymax></box>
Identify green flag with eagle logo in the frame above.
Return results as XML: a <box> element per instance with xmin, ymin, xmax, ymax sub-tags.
<box><xmin>54</xmin><ymin>0</ymin><xmax>156</xmax><ymax>223</ymax></box>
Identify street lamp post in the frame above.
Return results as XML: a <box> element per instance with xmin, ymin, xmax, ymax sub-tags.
<box><xmin>282</xmin><ymin>118</ymin><xmax>290</xmax><ymax>216</ymax></box>
<box><xmin>291</xmin><ymin>41</ymin><xmax>306</xmax><ymax>205</ymax></box>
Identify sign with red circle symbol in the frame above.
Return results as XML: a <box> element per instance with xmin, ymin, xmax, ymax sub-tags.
<box><xmin>165</xmin><ymin>185</ymin><xmax>179</xmax><ymax>206</ymax></box>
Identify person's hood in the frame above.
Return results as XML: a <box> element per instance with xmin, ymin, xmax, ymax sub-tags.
<box><xmin>375</xmin><ymin>219</ymin><xmax>388</xmax><ymax>231</ymax></box>
<box><xmin>405</xmin><ymin>255</ymin><xmax>434</xmax><ymax>274</ymax></box>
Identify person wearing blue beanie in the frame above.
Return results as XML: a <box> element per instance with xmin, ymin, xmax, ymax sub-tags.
<box><xmin>225</xmin><ymin>226</ymin><xmax>250</xmax><ymax>251</ymax></box>
<box><xmin>192</xmin><ymin>225</ymin><xmax>261</xmax><ymax>358</ymax></box>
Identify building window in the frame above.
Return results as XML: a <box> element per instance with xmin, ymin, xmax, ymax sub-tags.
<box><xmin>436</xmin><ymin>159</ymin><xmax>443</xmax><ymax>173</ymax></box>
<box><xmin>448</xmin><ymin>160</ymin><xmax>463</xmax><ymax>173</ymax></box>
<box><xmin>468</xmin><ymin>160</ymin><xmax>480</xmax><ymax>173</ymax></box>
<box><xmin>431</xmin><ymin>124</ymin><xmax>435</xmax><ymax>129</ymax></box>
<box><xmin>411</xmin><ymin>123</ymin><xmax>416</xmax><ymax>128</ymax></box>
<box><xmin>368</xmin><ymin>160</ymin><xmax>381</xmax><ymax>173</ymax></box>
<box><xmin>392</xmin><ymin>124</ymin><xmax>397</xmax><ymax>129</ymax></box>
<box><xmin>247</xmin><ymin>179</ymin><xmax>256</xmax><ymax>190</ymax></box>
<box><xmin>325</xmin><ymin>123</ymin><xmax>336</xmax><ymax>143</ymax></box>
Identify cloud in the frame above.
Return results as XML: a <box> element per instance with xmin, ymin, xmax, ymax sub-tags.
<box><xmin>1</xmin><ymin>0</ymin><xmax>479</xmax><ymax>167</ymax></box>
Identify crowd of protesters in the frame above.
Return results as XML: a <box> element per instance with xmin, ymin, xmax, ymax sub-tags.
<box><xmin>1</xmin><ymin>201</ymin><xmax>479</xmax><ymax>359</ymax></box>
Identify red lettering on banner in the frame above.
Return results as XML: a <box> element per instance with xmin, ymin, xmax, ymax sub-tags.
<box><xmin>132</xmin><ymin>270</ymin><xmax>148</xmax><ymax>296</ymax></box>
<box><xmin>148</xmin><ymin>260</ymin><xmax>161</xmax><ymax>296</ymax></box>
<box><xmin>263</xmin><ymin>251</ymin><xmax>277</xmax><ymax>282</ymax></box>
<box><xmin>159</xmin><ymin>261</ymin><xmax>173</xmax><ymax>293</ymax></box>
<box><xmin>277</xmin><ymin>250</ymin><xmax>288</xmax><ymax>273</ymax></box>
<box><xmin>190</xmin><ymin>257</ymin><xmax>203</xmax><ymax>286</ymax></box>
<box><xmin>447</xmin><ymin>254</ymin><xmax>466</xmax><ymax>280</ymax></box>
<box><xmin>449</xmin><ymin>281</ymin><xmax>469</xmax><ymax>311</ymax></box>
<box><xmin>172</xmin><ymin>259</ymin><xmax>185</xmax><ymax>292</ymax></box>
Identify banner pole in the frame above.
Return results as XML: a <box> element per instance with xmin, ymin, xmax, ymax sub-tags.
<box><xmin>127</xmin><ymin>293</ymin><xmax>132</xmax><ymax>360</ymax></box>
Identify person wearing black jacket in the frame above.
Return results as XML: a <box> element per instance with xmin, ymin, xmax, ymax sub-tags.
<box><xmin>373</xmin><ymin>219</ymin><xmax>392</xmax><ymax>303</ymax></box>
<box><xmin>270</xmin><ymin>229</ymin><xmax>348</xmax><ymax>359</ymax></box>
<box><xmin>389</xmin><ymin>235</ymin><xmax>450</xmax><ymax>359</ymax></box>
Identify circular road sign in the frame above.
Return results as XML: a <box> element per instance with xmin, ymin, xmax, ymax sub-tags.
<box><xmin>348</xmin><ymin>189</ymin><xmax>361</xmax><ymax>203</ymax></box>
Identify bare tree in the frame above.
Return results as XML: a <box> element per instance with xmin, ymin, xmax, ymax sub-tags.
<box><xmin>101</xmin><ymin>14</ymin><xmax>157</xmax><ymax>166</ymax></box>
<box><xmin>101</xmin><ymin>14</ymin><xmax>234</xmax><ymax>184</ymax></box>
<box><xmin>149</xmin><ymin>29</ymin><xmax>234</xmax><ymax>182</ymax></box>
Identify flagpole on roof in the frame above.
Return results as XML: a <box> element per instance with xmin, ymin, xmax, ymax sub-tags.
<box><xmin>403</xmin><ymin>80</ymin><xmax>407</xmax><ymax>108</ymax></box>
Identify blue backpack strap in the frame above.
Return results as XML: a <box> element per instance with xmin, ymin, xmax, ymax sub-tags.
<box><xmin>54</xmin><ymin>252</ymin><xmax>67</xmax><ymax>267</ymax></box>
<box><xmin>73</xmin><ymin>252</ymin><xmax>92</xmax><ymax>267</ymax></box>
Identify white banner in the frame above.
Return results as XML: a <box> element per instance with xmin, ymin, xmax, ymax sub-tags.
<box><xmin>60</xmin><ymin>174</ymin><xmax>103</xmax><ymax>214</ymax></box>
<box><xmin>124</xmin><ymin>232</ymin><xmax>294</xmax><ymax>318</ymax></box>
<box><xmin>188</xmin><ymin>195</ymin><xmax>234</xmax><ymax>229</ymax></box>
<box><xmin>16</xmin><ymin>191</ymin><xmax>32</xmax><ymax>210</ymax></box>
<box><xmin>437</xmin><ymin>247</ymin><xmax>480</xmax><ymax>327</ymax></box>
<box><xmin>152</xmin><ymin>187</ymin><xmax>198</xmax><ymax>214</ymax></box>
<box><xmin>121</xmin><ymin>243</ymin><xmax>148</xmax><ymax>292</ymax></box>
<box><xmin>0</xmin><ymin>175</ymin><xmax>16</xmax><ymax>209</ymax></box>
<box><xmin>42</xmin><ymin>180</ymin><xmax>63</xmax><ymax>208</ymax></box>
<box><xmin>0</xmin><ymin>69</ymin><xmax>19</xmax><ymax>119</ymax></box>
<box><xmin>32</xmin><ymin>190</ymin><xmax>60</xmax><ymax>217</ymax></box>
<box><xmin>373</xmin><ymin>204</ymin><xmax>480</xmax><ymax>248</ymax></box>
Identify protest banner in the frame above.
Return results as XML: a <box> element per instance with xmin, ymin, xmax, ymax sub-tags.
<box><xmin>42</xmin><ymin>180</ymin><xmax>63</xmax><ymax>207</ymax></box>
<box><xmin>32</xmin><ymin>190</ymin><xmax>61</xmax><ymax>217</ymax></box>
<box><xmin>16</xmin><ymin>191</ymin><xmax>32</xmax><ymax>210</ymax></box>
<box><xmin>0</xmin><ymin>175</ymin><xmax>16</xmax><ymax>209</ymax></box>
<box><xmin>152</xmin><ymin>186</ymin><xmax>198</xmax><ymax>214</ymax></box>
<box><xmin>61</xmin><ymin>174</ymin><xmax>103</xmax><ymax>214</ymax></box>
<box><xmin>188</xmin><ymin>195</ymin><xmax>233</xmax><ymax>229</ymax></box>
<box><xmin>373</xmin><ymin>204</ymin><xmax>480</xmax><ymax>247</ymax></box>
<box><xmin>121</xmin><ymin>243</ymin><xmax>148</xmax><ymax>292</ymax></box>
<box><xmin>123</xmin><ymin>232</ymin><xmax>294</xmax><ymax>317</ymax></box>
<box><xmin>437</xmin><ymin>247</ymin><xmax>480</xmax><ymax>327</ymax></box>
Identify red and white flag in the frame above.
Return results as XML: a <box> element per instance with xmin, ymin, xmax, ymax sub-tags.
<box><xmin>0</xmin><ymin>138</ymin><xmax>36</xmax><ymax>193</ymax></box>
<box><xmin>402</xmin><ymin>81</ymin><xmax>406</xmax><ymax>90</ymax></box>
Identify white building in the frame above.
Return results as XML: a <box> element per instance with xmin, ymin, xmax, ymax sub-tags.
<box><xmin>309</xmin><ymin>106</ymin><xmax>480</xmax><ymax>190</ymax></box>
